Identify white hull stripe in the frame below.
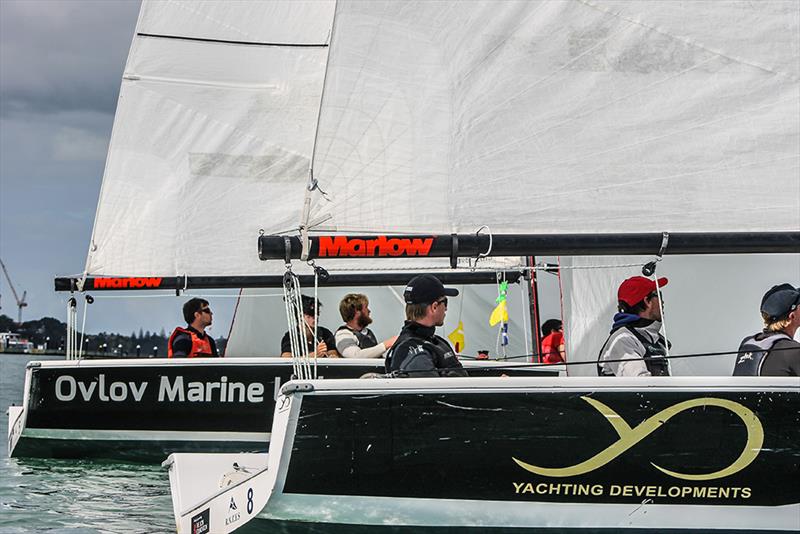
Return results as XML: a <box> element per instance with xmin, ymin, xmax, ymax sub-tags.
<box><xmin>22</xmin><ymin>428</ymin><xmax>269</xmax><ymax>442</ymax></box>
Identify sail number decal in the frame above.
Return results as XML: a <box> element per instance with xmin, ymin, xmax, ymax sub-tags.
<box><xmin>514</xmin><ymin>396</ymin><xmax>764</xmax><ymax>481</ymax></box>
<box><xmin>317</xmin><ymin>236</ymin><xmax>434</xmax><ymax>257</ymax></box>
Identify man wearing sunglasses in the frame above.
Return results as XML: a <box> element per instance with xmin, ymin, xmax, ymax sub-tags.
<box><xmin>597</xmin><ymin>276</ymin><xmax>670</xmax><ymax>377</ymax></box>
<box><xmin>733</xmin><ymin>284</ymin><xmax>800</xmax><ymax>376</ymax></box>
<box><xmin>385</xmin><ymin>274</ymin><xmax>467</xmax><ymax>377</ymax></box>
<box><xmin>168</xmin><ymin>297</ymin><xmax>219</xmax><ymax>358</ymax></box>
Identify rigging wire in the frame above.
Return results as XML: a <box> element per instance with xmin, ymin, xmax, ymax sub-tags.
<box><xmin>426</xmin><ymin>345</ymin><xmax>785</xmax><ymax>369</ymax></box>
<box><xmin>83</xmin><ymin>292</ymin><xmax>285</xmax><ymax>299</ymax></box>
<box><xmin>77</xmin><ymin>295</ymin><xmax>93</xmax><ymax>359</ymax></box>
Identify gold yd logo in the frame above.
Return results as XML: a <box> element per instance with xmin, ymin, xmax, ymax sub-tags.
<box><xmin>513</xmin><ymin>397</ymin><xmax>764</xmax><ymax>481</ymax></box>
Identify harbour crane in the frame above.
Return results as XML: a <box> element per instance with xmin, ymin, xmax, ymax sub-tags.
<box><xmin>0</xmin><ymin>258</ymin><xmax>28</xmax><ymax>324</ymax></box>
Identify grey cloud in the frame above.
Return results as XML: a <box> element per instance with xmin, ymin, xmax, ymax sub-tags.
<box><xmin>0</xmin><ymin>0</ymin><xmax>141</xmax><ymax>118</ymax></box>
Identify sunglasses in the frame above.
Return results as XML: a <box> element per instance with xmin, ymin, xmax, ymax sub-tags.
<box><xmin>434</xmin><ymin>297</ymin><xmax>448</xmax><ymax>307</ymax></box>
<box><xmin>647</xmin><ymin>292</ymin><xmax>664</xmax><ymax>302</ymax></box>
<box><xmin>200</xmin><ymin>307</ymin><xmax>213</xmax><ymax>314</ymax></box>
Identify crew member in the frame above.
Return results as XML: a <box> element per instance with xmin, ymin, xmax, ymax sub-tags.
<box><xmin>385</xmin><ymin>274</ymin><xmax>467</xmax><ymax>377</ymax></box>
<box><xmin>597</xmin><ymin>276</ymin><xmax>670</xmax><ymax>377</ymax></box>
<box><xmin>280</xmin><ymin>295</ymin><xmax>339</xmax><ymax>358</ymax></box>
<box><xmin>335</xmin><ymin>293</ymin><xmax>397</xmax><ymax>358</ymax></box>
<box><xmin>540</xmin><ymin>319</ymin><xmax>565</xmax><ymax>364</ymax></box>
<box><xmin>734</xmin><ymin>283</ymin><xmax>800</xmax><ymax>376</ymax></box>
<box><xmin>168</xmin><ymin>298</ymin><xmax>219</xmax><ymax>358</ymax></box>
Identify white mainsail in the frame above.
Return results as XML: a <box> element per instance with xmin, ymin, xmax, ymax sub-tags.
<box><xmin>307</xmin><ymin>0</ymin><xmax>799</xmax><ymax>235</ymax></box>
<box><xmin>307</xmin><ymin>0</ymin><xmax>799</xmax><ymax>234</ymax></box>
<box><xmin>87</xmin><ymin>0</ymin><xmax>799</xmax><ymax>278</ymax></box>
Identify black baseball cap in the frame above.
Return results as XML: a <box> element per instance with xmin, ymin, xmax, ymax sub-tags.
<box><xmin>760</xmin><ymin>283</ymin><xmax>800</xmax><ymax>321</ymax></box>
<box><xmin>403</xmin><ymin>274</ymin><xmax>459</xmax><ymax>305</ymax></box>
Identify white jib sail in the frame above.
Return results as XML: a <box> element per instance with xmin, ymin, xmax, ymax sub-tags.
<box><xmin>85</xmin><ymin>0</ymin><xmax>335</xmax><ymax>277</ymax></box>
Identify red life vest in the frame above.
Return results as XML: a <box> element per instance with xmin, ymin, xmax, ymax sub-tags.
<box><xmin>541</xmin><ymin>331</ymin><xmax>565</xmax><ymax>364</ymax></box>
<box><xmin>167</xmin><ymin>327</ymin><xmax>214</xmax><ymax>358</ymax></box>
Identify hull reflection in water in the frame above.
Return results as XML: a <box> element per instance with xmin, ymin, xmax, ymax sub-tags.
<box><xmin>168</xmin><ymin>377</ymin><xmax>799</xmax><ymax>533</ymax></box>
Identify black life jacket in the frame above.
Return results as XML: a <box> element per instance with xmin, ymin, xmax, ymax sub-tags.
<box><xmin>732</xmin><ymin>332</ymin><xmax>792</xmax><ymax>376</ymax></box>
<box><xmin>597</xmin><ymin>325</ymin><xmax>671</xmax><ymax>377</ymax></box>
<box><xmin>386</xmin><ymin>322</ymin><xmax>466</xmax><ymax>377</ymax></box>
<box><xmin>336</xmin><ymin>325</ymin><xmax>378</xmax><ymax>349</ymax></box>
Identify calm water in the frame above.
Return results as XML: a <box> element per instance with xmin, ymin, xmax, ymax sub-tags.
<box><xmin>0</xmin><ymin>353</ymin><xmax>175</xmax><ymax>533</ymax></box>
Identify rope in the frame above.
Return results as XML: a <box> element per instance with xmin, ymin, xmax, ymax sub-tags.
<box><xmin>282</xmin><ymin>269</ymin><xmax>305</xmax><ymax>379</ymax></box>
<box><xmin>65</xmin><ymin>299</ymin><xmax>71</xmax><ymax>360</ymax></box>
<box><xmin>518</xmin><ymin>278</ymin><xmax>530</xmax><ymax>357</ymax></box>
<box><xmin>66</xmin><ymin>297</ymin><xmax>77</xmax><ymax>360</ymax></box>
<box><xmin>78</xmin><ymin>298</ymin><xmax>89</xmax><ymax>359</ymax></box>
<box><xmin>311</xmin><ymin>264</ymin><xmax>320</xmax><ymax>379</ymax></box>
<box><xmin>655</xmin><ymin>276</ymin><xmax>669</xmax><ymax>359</ymax></box>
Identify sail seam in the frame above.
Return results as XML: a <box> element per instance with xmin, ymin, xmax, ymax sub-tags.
<box><xmin>136</xmin><ymin>32</ymin><xmax>329</xmax><ymax>48</ymax></box>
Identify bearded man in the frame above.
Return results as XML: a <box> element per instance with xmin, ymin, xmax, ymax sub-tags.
<box><xmin>334</xmin><ymin>293</ymin><xmax>397</xmax><ymax>358</ymax></box>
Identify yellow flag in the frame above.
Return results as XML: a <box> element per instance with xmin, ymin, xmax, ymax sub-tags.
<box><xmin>448</xmin><ymin>321</ymin><xmax>466</xmax><ymax>353</ymax></box>
<box><xmin>489</xmin><ymin>300</ymin><xmax>508</xmax><ymax>326</ymax></box>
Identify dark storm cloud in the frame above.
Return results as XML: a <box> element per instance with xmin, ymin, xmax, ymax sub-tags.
<box><xmin>0</xmin><ymin>0</ymin><xmax>141</xmax><ymax>118</ymax></box>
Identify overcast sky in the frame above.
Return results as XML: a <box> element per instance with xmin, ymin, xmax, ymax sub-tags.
<box><xmin>0</xmin><ymin>0</ymin><xmax>203</xmax><ymax>336</ymax></box>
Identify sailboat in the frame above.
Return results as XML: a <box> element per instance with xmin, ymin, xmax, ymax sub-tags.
<box><xmin>7</xmin><ymin>2</ymin><xmax>564</xmax><ymax>462</ymax></box>
<box><xmin>144</xmin><ymin>0</ymin><xmax>799</xmax><ymax>532</ymax></box>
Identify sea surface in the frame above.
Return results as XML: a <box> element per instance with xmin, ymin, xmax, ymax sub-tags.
<box><xmin>0</xmin><ymin>353</ymin><xmax>175</xmax><ymax>533</ymax></box>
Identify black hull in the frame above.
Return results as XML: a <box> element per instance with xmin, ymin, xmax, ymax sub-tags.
<box><xmin>284</xmin><ymin>385</ymin><xmax>799</xmax><ymax>507</ymax></box>
<box><xmin>10</xmin><ymin>358</ymin><xmax>554</xmax><ymax>462</ymax></box>
<box><xmin>250</xmin><ymin>378</ymin><xmax>799</xmax><ymax>531</ymax></box>
<box><xmin>11</xmin><ymin>437</ymin><xmax>267</xmax><ymax>463</ymax></box>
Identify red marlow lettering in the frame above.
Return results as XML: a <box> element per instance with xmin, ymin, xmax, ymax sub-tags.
<box><xmin>316</xmin><ymin>236</ymin><xmax>435</xmax><ymax>257</ymax></box>
<box><xmin>347</xmin><ymin>239</ymin><xmax>366</xmax><ymax>256</ymax></box>
<box><xmin>318</xmin><ymin>236</ymin><xmax>347</xmax><ymax>257</ymax></box>
<box><xmin>386</xmin><ymin>239</ymin><xmax>403</xmax><ymax>256</ymax></box>
<box><xmin>410</xmin><ymin>238</ymin><xmax>433</xmax><ymax>256</ymax></box>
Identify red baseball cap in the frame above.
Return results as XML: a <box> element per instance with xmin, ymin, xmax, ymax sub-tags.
<box><xmin>618</xmin><ymin>276</ymin><xmax>668</xmax><ymax>306</ymax></box>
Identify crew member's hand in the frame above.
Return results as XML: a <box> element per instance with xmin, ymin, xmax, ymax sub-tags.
<box><xmin>316</xmin><ymin>341</ymin><xmax>328</xmax><ymax>357</ymax></box>
<box><xmin>384</xmin><ymin>335</ymin><xmax>399</xmax><ymax>349</ymax></box>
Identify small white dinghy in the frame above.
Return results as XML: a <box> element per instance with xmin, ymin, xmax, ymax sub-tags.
<box><xmin>165</xmin><ymin>452</ymin><xmax>270</xmax><ymax>533</ymax></box>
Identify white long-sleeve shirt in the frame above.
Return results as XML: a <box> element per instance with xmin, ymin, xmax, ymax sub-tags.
<box><xmin>598</xmin><ymin>320</ymin><xmax>664</xmax><ymax>377</ymax></box>
<box><xmin>334</xmin><ymin>327</ymin><xmax>387</xmax><ymax>358</ymax></box>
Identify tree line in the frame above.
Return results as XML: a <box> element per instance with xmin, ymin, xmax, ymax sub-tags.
<box><xmin>0</xmin><ymin>314</ymin><xmax>227</xmax><ymax>357</ymax></box>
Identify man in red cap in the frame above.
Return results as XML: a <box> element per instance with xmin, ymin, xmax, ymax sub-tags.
<box><xmin>733</xmin><ymin>283</ymin><xmax>800</xmax><ymax>376</ymax></box>
<box><xmin>597</xmin><ymin>276</ymin><xmax>670</xmax><ymax>377</ymax></box>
